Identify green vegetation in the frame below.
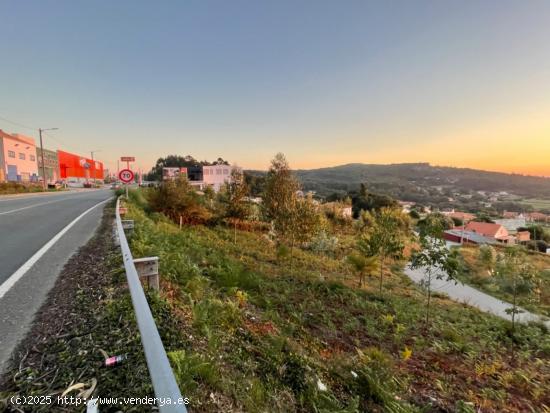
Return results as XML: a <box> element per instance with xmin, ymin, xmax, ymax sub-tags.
<box><xmin>520</xmin><ymin>198</ymin><xmax>550</xmax><ymax>211</ymax></box>
<box><xmin>0</xmin><ymin>182</ymin><xmax>63</xmax><ymax>195</ymax></box>
<box><xmin>145</xmin><ymin>154</ymin><xmax>230</xmax><ymax>181</ymax></box>
<box><xmin>410</xmin><ymin>219</ymin><xmax>460</xmax><ymax>325</ymax></box>
<box><xmin>0</xmin><ymin>205</ymin><xmax>180</xmax><ymax>412</ymax></box>
<box><xmin>120</xmin><ymin>165</ymin><xmax>549</xmax><ymax>412</ymax></box>
<box><xmin>458</xmin><ymin>245</ymin><xmax>550</xmax><ymax>318</ymax></box>
<box><xmin>247</xmin><ymin>162</ymin><xmax>550</xmax><ymax>212</ymax></box>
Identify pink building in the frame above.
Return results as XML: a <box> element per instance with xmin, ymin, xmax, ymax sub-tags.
<box><xmin>202</xmin><ymin>164</ymin><xmax>239</xmax><ymax>191</ymax></box>
<box><xmin>0</xmin><ymin>130</ymin><xmax>39</xmax><ymax>183</ymax></box>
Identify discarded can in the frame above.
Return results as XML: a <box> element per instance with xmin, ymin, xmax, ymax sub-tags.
<box><xmin>104</xmin><ymin>354</ymin><xmax>127</xmax><ymax>367</ymax></box>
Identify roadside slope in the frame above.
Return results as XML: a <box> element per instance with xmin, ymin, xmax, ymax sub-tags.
<box><xmin>0</xmin><ymin>204</ymin><xmax>185</xmax><ymax>412</ymax></box>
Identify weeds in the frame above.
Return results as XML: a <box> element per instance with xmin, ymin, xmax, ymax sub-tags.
<box><xmin>121</xmin><ymin>190</ymin><xmax>550</xmax><ymax>412</ymax></box>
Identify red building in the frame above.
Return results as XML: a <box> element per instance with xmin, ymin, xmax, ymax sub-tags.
<box><xmin>58</xmin><ymin>150</ymin><xmax>104</xmax><ymax>184</ymax></box>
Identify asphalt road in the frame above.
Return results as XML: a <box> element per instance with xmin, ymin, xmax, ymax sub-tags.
<box><xmin>405</xmin><ymin>265</ymin><xmax>550</xmax><ymax>328</ymax></box>
<box><xmin>0</xmin><ymin>189</ymin><xmax>113</xmax><ymax>371</ymax></box>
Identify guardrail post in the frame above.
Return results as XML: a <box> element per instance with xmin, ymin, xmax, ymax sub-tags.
<box><xmin>122</xmin><ymin>219</ymin><xmax>134</xmax><ymax>231</ymax></box>
<box><xmin>115</xmin><ymin>196</ymin><xmax>186</xmax><ymax>412</ymax></box>
<box><xmin>133</xmin><ymin>256</ymin><xmax>160</xmax><ymax>291</ymax></box>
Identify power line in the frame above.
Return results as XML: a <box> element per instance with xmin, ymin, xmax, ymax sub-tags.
<box><xmin>0</xmin><ymin>115</ymin><xmax>37</xmax><ymax>132</ymax></box>
<box><xmin>0</xmin><ymin>114</ymin><xmax>100</xmax><ymax>160</ymax></box>
<box><xmin>43</xmin><ymin>131</ymin><xmax>75</xmax><ymax>151</ymax></box>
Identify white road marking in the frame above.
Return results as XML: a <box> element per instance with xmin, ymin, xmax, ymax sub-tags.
<box><xmin>0</xmin><ymin>192</ymin><xmax>75</xmax><ymax>202</ymax></box>
<box><xmin>0</xmin><ymin>198</ymin><xmax>72</xmax><ymax>215</ymax></box>
<box><xmin>0</xmin><ymin>191</ymin><xmax>99</xmax><ymax>215</ymax></box>
<box><xmin>0</xmin><ymin>198</ymin><xmax>111</xmax><ymax>300</ymax></box>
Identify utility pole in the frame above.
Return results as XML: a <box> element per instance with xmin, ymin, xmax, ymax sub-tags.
<box><xmin>91</xmin><ymin>151</ymin><xmax>94</xmax><ymax>184</ymax></box>
<box><xmin>38</xmin><ymin>127</ymin><xmax>58</xmax><ymax>190</ymax></box>
<box><xmin>39</xmin><ymin>129</ymin><xmax>46</xmax><ymax>190</ymax></box>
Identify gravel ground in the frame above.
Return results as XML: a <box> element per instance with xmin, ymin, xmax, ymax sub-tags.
<box><xmin>0</xmin><ymin>203</ymin><xmax>155</xmax><ymax>412</ymax></box>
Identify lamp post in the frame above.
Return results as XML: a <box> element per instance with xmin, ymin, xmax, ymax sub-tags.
<box><xmin>90</xmin><ymin>150</ymin><xmax>101</xmax><ymax>185</ymax></box>
<box><xmin>38</xmin><ymin>128</ymin><xmax>58</xmax><ymax>190</ymax></box>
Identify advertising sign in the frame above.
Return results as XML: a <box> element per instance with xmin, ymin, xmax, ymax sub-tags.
<box><xmin>162</xmin><ymin>167</ymin><xmax>187</xmax><ymax>180</ymax></box>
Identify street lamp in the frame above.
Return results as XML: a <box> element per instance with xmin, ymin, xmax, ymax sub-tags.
<box><xmin>90</xmin><ymin>150</ymin><xmax>101</xmax><ymax>185</ymax></box>
<box><xmin>38</xmin><ymin>128</ymin><xmax>59</xmax><ymax>190</ymax></box>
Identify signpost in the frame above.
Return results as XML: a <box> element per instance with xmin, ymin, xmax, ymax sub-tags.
<box><xmin>119</xmin><ymin>168</ymin><xmax>135</xmax><ymax>198</ymax></box>
<box><xmin>119</xmin><ymin>157</ymin><xmax>135</xmax><ymax>197</ymax></box>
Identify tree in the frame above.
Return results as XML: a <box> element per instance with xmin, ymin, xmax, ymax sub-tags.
<box><xmin>409</xmin><ymin>209</ymin><xmax>421</xmax><ymax>220</ymax></box>
<box><xmin>417</xmin><ymin>213</ymin><xmax>453</xmax><ymax>235</ymax></box>
<box><xmin>145</xmin><ymin>155</ymin><xmax>230</xmax><ymax>181</ymax></box>
<box><xmin>244</xmin><ymin>172</ymin><xmax>266</xmax><ymax>197</ymax></box>
<box><xmin>410</xmin><ymin>226</ymin><xmax>460</xmax><ymax>325</ymax></box>
<box><xmin>263</xmin><ymin>153</ymin><xmax>322</xmax><ymax>269</ymax></box>
<box><xmin>358</xmin><ymin>207</ymin><xmax>410</xmax><ymax>294</ymax></box>
<box><xmin>145</xmin><ymin>155</ymin><xmax>204</xmax><ymax>181</ymax></box>
<box><xmin>288</xmin><ymin>194</ymin><xmax>324</xmax><ymax>267</ymax></box>
<box><xmin>351</xmin><ymin>183</ymin><xmax>398</xmax><ymax>218</ymax></box>
<box><xmin>148</xmin><ymin>176</ymin><xmax>211</xmax><ymax>225</ymax></box>
<box><xmin>477</xmin><ymin>245</ymin><xmax>496</xmax><ymax>276</ymax></box>
<box><xmin>263</xmin><ymin>153</ymin><xmax>299</xmax><ymax>240</ymax></box>
<box><xmin>222</xmin><ymin>168</ymin><xmax>250</xmax><ymax>244</ymax></box>
<box><xmin>494</xmin><ymin>247</ymin><xmax>537</xmax><ymax>332</ymax></box>
<box><xmin>347</xmin><ymin>253</ymin><xmax>378</xmax><ymax>287</ymax></box>
<box><xmin>474</xmin><ymin>213</ymin><xmax>495</xmax><ymax>223</ymax></box>
<box><xmin>212</xmin><ymin>157</ymin><xmax>230</xmax><ymax>165</ymax></box>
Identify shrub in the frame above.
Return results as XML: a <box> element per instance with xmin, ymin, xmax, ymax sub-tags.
<box><xmin>309</xmin><ymin>231</ymin><xmax>339</xmax><ymax>256</ymax></box>
<box><xmin>148</xmin><ymin>178</ymin><xmax>211</xmax><ymax>225</ymax></box>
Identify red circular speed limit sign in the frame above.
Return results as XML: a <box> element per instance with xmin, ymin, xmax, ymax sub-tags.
<box><xmin>118</xmin><ymin>169</ymin><xmax>134</xmax><ymax>184</ymax></box>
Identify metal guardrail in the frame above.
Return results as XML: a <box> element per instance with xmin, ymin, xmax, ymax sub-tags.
<box><xmin>115</xmin><ymin>196</ymin><xmax>187</xmax><ymax>412</ymax></box>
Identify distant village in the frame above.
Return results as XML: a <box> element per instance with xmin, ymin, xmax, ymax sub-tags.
<box><xmin>398</xmin><ymin>200</ymin><xmax>550</xmax><ymax>253</ymax></box>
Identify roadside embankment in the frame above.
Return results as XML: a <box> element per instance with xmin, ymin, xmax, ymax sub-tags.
<box><xmin>0</xmin><ymin>202</ymin><xmax>185</xmax><ymax>412</ymax></box>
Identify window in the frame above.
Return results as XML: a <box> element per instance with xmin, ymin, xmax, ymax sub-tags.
<box><xmin>216</xmin><ymin>169</ymin><xmax>222</xmax><ymax>175</ymax></box>
<box><xmin>19</xmin><ymin>153</ymin><xmax>26</xmax><ymax>160</ymax></box>
<box><xmin>30</xmin><ymin>155</ymin><xmax>36</xmax><ymax>161</ymax></box>
<box><xmin>204</xmin><ymin>169</ymin><xmax>209</xmax><ymax>175</ymax></box>
<box><xmin>223</xmin><ymin>169</ymin><xmax>229</xmax><ymax>175</ymax></box>
<box><xmin>8</xmin><ymin>150</ymin><xmax>15</xmax><ymax>158</ymax></box>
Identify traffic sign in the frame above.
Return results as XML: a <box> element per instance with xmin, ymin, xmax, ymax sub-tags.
<box><xmin>119</xmin><ymin>169</ymin><xmax>134</xmax><ymax>184</ymax></box>
<box><xmin>121</xmin><ymin>156</ymin><xmax>135</xmax><ymax>162</ymax></box>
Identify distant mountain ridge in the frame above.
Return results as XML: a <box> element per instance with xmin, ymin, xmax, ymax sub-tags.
<box><xmin>247</xmin><ymin>162</ymin><xmax>550</xmax><ymax>208</ymax></box>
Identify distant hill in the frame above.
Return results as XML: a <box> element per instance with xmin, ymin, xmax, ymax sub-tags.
<box><xmin>247</xmin><ymin>163</ymin><xmax>550</xmax><ymax>212</ymax></box>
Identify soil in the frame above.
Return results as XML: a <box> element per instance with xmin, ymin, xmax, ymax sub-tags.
<box><xmin>0</xmin><ymin>203</ymin><xmax>154</xmax><ymax>412</ymax></box>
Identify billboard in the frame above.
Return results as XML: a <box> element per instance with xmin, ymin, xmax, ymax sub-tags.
<box><xmin>58</xmin><ymin>150</ymin><xmax>104</xmax><ymax>180</ymax></box>
<box><xmin>162</xmin><ymin>167</ymin><xmax>187</xmax><ymax>180</ymax></box>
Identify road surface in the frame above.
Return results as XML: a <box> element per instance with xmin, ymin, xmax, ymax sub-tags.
<box><xmin>405</xmin><ymin>265</ymin><xmax>550</xmax><ymax>329</ymax></box>
<box><xmin>0</xmin><ymin>189</ymin><xmax>113</xmax><ymax>371</ymax></box>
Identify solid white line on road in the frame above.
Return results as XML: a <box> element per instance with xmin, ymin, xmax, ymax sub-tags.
<box><xmin>0</xmin><ymin>198</ymin><xmax>111</xmax><ymax>300</ymax></box>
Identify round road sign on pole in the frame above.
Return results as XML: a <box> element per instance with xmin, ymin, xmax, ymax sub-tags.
<box><xmin>119</xmin><ymin>169</ymin><xmax>134</xmax><ymax>184</ymax></box>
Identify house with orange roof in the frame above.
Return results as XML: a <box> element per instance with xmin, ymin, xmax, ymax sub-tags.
<box><xmin>503</xmin><ymin>211</ymin><xmax>522</xmax><ymax>219</ymax></box>
<box><xmin>464</xmin><ymin>221</ymin><xmax>513</xmax><ymax>244</ymax></box>
<box><xmin>447</xmin><ymin>211</ymin><xmax>476</xmax><ymax>223</ymax></box>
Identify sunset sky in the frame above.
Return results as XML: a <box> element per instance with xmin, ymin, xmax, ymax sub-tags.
<box><xmin>1</xmin><ymin>1</ymin><xmax>550</xmax><ymax>175</ymax></box>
